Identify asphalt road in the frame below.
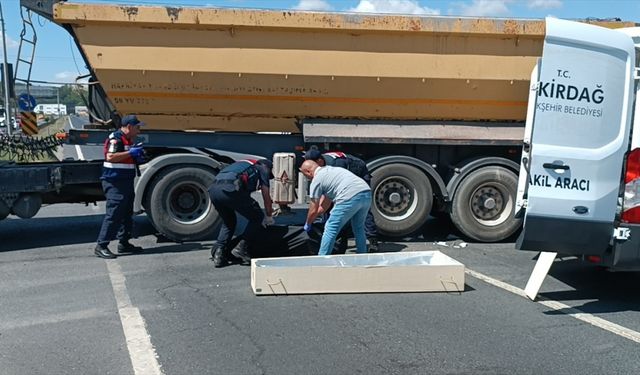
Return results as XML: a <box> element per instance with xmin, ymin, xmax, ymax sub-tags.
<box><xmin>1</xmin><ymin>203</ymin><xmax>639</xmax><ymax>375</ymax></box>
<box><xmin>63</xmin><ymin>114</ymin><xmax>103</xmax><ymax>161</ymax></box>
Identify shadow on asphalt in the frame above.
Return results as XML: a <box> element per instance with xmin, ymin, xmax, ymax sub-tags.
<box><xmin>387</xmin><ymin>216</ymin><xmax>521</xmax><ymax>245</ymax></box>
<box><xmin>118</xmin><ymin>242</ymin><xmax>208</xmax><ymax>256</ymax></box>
<box><xmin>1</xmin><ymin>207</ymin><xmax>505</xmax><ymax>255</ymax></box>
<box><xmin>0</xmin><ymin>214</ymin><xmax>157</xmax><ymax>252</ymax></box>
<box><xmin>377</xmin><ymin>242</ymin><xmax>408</xmax><ymax>253</ymax></box>
<box><xmin>540</xmin><ymin>258</ymin><xmax>640</xmax><ymax>314</ymax></box>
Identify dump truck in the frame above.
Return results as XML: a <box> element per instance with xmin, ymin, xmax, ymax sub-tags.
<box><xmin>2</xmin><ymin>0</ymin><xmax>636</xmax><ymax>243</ymax></box>
<box><xmin>515</xmin><ymin>19</ymin><xmax>640</xmax><ymax>277</ymax></box>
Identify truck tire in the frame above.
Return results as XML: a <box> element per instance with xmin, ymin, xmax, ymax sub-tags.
<box><xmin>142</xmin><ymin>191</ymin><xmax>157</xmax><ymax>230</ymax></box>
<box><xmin>450</xmin><ymin>166</ymin><xmax>521</xmax><ymax>242</ymax></box>
<box><xmin>0</xmin><ymin>199</ymin><xmax>9</xmax><ymax>220</ymax></box>
<box><xmin>146</xmin><ymin>166</ymin><xmax>218</xmax><ymax>242</ymax></box>
<box><xmin>371</xmin><ymin>163</ymin><xmax>433</xmax><ymax>236</ymax></box>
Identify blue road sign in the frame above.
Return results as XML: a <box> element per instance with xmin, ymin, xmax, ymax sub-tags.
<box><xmin>18</xmin><ymin>93</ymin><xmax>37</xmax><ymax>111</ymax></box>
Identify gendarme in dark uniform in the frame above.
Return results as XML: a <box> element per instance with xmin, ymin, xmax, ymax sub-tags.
<box><xmin>94</xmin><ymin>115</ymin><xmax>146</xmax><ymax>259</ymax></box>
<box><xmin>208</xmin><ymin>159</ymin><xmax>275</xmax><ymax>268</ymax></box>
<box><xmin>303</xmin><ymin>149</ymin><xmax>379</xmax><ymax>252</ymax></box>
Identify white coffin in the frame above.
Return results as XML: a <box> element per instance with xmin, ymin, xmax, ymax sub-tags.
<box><xmin>251</xmin><ymin>251</ymin><xmax>465</xmax><ymax>295</ymax></box>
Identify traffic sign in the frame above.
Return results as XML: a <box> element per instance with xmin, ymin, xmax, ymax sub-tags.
<box><xmin>20</xmin><ymin>111</ymin><xmax>38</xmax><ymax>136</ymax></box>
<box><xmin>18</xmin><ymin>93</ymin><xmax>37</xmax><ymax>111</ymax></box>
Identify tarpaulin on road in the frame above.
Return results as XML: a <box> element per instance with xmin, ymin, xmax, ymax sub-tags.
<box><xmin>248</xmin><ymin>224</ymin><xmax>340</xmax><ymax>258</ymax></box>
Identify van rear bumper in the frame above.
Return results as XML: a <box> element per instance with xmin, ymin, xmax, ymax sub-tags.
<box><xmin>606</xmin><ymin>224</ymin><xmax>640</xmax><ymax>270</ymax></box>
<box><xmin>516</xmin><ymin>215</ymin><xmax>612</xmax><ymax>255</ymax></box>
<box><xmin>517</xmin><ymin>217</ymin><xmax>640</xmax><ymax>271</ymax></box>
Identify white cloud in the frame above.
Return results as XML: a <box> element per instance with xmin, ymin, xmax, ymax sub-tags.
<box><xmin>452</xmin><ymin>0</ymin><xmax>513</xmax><ymax>16</ymax></box>
<box><xmin>349</xmin><ymin>0</ymin><xmax>440</xmax><ymax>15</ymax></box>
<box><xmin>293</xmin><ymin>0</ymin><xmax>333</xmax><ymax>11</ymax></box>
<box><xmin>54</xmin><ymin>71</ymin><xmax>81</xmax><ymax>82</ymax></box>
<box><xmin>1</xmin><ymin>32</ymin><xmax>19</xmax><ymax>49</ymax></box>
<box><xmin>527</xmin><ymin>0</ymin><xmax>562</xmax><ymax>10</ymax></box>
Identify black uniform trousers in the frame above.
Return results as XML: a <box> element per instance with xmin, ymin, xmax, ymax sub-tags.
<box><xmin>208</xmin><ymin>183</ymin><xmax>265</xmax><ymax>254</ymax></box>
<box><xmin>97</xmin><ymin>179</ymin><xmax>134</xmax><ymax>246</ymax></box>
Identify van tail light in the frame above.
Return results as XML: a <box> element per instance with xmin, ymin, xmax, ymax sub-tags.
<box><xmin>622</xmin><ymin>148</ymin><xmax>640</xmax><ymax>223</ymax></box>
<box><xmin>586</xmin><ymin>255</ymin><xmax>602</xmax><ymax>264</ymax></box>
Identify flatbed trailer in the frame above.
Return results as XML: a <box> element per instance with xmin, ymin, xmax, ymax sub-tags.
<box><xmin>0</xmin><ymin>159</ymin><xmax>103</xmax><ymax>219</ymax></box>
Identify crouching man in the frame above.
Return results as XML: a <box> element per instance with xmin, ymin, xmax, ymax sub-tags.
<box><xmin>300</xmin><ymin>160</ymin><xmax>371</xmax><ymax>255</ymax></box>
<box><xmin>303</xmin><ymin>148</ymin><xmax>380</xmax><ymax>251</ymax></box>
<box><xmin>208</xmin><ymin>159</ymin><xmax>275</xmax><ymax>267</ymax></box>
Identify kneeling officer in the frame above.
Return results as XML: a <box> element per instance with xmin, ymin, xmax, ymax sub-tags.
<box><xmin>208</xmin><ymin>159</ymin><xmax>275</xmax><ymax>267</ymax></box>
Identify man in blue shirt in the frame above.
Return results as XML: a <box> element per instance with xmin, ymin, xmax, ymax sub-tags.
<box><xmin>208</xmin><ymin>159</ymin><xmax>275</xmax><ymax>267</ymax></box>
<box><xmin>95</xmin><ymin>115</ymin><xmax>146</xmax><ymax>259</ymax></box>
<box><xmin>300</xmin><ymin>160</ymin><xmax>371</xmax><ymax>255</ymax></box>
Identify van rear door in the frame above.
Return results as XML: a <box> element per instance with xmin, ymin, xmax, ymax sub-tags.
<box><xmin>516</xmin><ymin>18</ymin><xmax>636</xmax><ymax>255</ymax></box>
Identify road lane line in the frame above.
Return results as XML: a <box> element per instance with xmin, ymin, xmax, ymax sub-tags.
<box><xmin>106</xmin><ymin>261</ymin><xmax>164</xmax><ymax>375</ymax></box>
<box><xmin>0</xmin><ymin>308</ymin><xmax>106</xmax><ymax>331</ymax></box>
<box><xmin>66</xmin><ymin>116</ymin><xmax>86</xmax><ymax>160</ymax></box>
<box><xmin>67</xmin><ymin>115</ymin><xmax>76</xmax><ymax>130</ymax></box>
<box><xmin>466</xmin><ymin>268</ymin><xmax>528</xmax><ymax>298</ymax></box>
<box><xmin>75</xmin><ymin>145</ymin><xmax>85</xmax><ymax>160</ymax></box>
<box><xmin>465</xmin><ymin>268</ymin><xmax>640</xmax><ymax>344</ymax></box>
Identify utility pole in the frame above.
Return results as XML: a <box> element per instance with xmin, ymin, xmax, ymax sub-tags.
<box><xmin>0</xmin><ymin>2</ymin><xmax>12</xmax><ymax>135</ymax></box>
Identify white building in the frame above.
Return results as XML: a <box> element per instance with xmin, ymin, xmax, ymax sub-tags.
<box><xmin>34</xmin><ymin>104</ymin><xmax>67</xmax><ymax>116</ymax></box>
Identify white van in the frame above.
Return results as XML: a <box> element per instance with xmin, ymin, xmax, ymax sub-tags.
<box><xmin>516</xmin><ymin>18</ymin><xmax>640</xmax><ymax>270</ymax></box>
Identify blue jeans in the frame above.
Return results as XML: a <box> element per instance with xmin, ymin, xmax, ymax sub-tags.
<box><xmin>318</xmin><ymin>191</ymin><xmax>372</xmax><ymax>255</ymax></box>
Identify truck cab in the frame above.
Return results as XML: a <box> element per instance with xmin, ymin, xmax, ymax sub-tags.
<box><xmin>516</xmin><ymin>18</ymin><xmax>640</xmax><ymax>270</ymax></box>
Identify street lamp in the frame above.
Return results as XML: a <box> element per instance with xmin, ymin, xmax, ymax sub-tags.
<box><xmin>0</xmin><ymin>2</ymin><xmax>12</xmax><ymax>135</ymax></box>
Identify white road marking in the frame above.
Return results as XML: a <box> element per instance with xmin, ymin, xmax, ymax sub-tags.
<box><xmin>465</xmin><ymin>269</ymin><xmax>528</xmax><ymax>298</ymax></box>
<box><xmin>67</xmin><ymin>116</ymin><xmax>86</xmax><ymax>160</ymax></box>
<box><xmin>0</xmin><ymin>308</ymin><xmax>105</xmax><ymax>331</ymax></box>
<box><xmin>67</xmin><ymin>116</ymin><xmax>76</xmax><ymax>130</ymax></box>
<box><xmin>106</xmin><ymin>261</ymin><xmax>164</xmax><ymax>375</ymax></box>
<box><xmin>465</xmin><ymin>268</ymin><xmax>640</xmax><ymax>344</ymax></box>
<box><xmin>75</xmin><ymin>145</ymin><xmax>85</xmax><ymax>160</ymax></box>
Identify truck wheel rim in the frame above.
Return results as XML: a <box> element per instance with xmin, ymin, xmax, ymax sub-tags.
<box><xmin>167</xmin><ymin>182</ymin><xmax>211</xmax><ymax>225</ymax></box>
<box><xmin>375</xmin><ymin>176</ymin><xmax>418</xmax><ymax>221</ymax></box>
<box><xmin>468</xmin><ymin>182</ymin><xmax>513</xmax><ymax>226</ymax></box>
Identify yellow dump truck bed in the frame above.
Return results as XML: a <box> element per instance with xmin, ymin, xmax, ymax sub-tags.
<box><xmin>53</xmin><ymin>3</ymin><xmax>633</xmax><ymax>132</ymax></box>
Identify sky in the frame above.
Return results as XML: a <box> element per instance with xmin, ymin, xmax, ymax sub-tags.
<box><xmin>1</xmin><ymin>0</ymin><xmax>639</xmax><ymax>85</ymax></box>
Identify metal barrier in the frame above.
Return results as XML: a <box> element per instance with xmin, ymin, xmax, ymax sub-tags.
<box><xmin>0</xmin><ymin>133</ymin><xmax>65</xmax><ymax>162</ymax></box>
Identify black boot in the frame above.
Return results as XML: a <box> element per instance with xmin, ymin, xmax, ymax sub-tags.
<box><xmin>210</xmin><ymin>245</ymin><xmax>217</xmax><ymax>259</ymax></box>
<box><xmin>231</xmin><ymin>240</ymin><xmax>251</xmax><ymax>264</ymax></box>
<box><xmin>117</xmin><ymin>241</ymin><xmax>143</xmax><ymax>253</ymax></box>
<box><xmin>368</xmin><ymin>237</ymin><xmax>379</xmax><ymax>253</ymax></box>
<box><xmin>95</xmin><ymin>244</ymin><xmax>117</xmax><ymax>259</ymax></box>
<box><xmin>212</xmin><ymin>247</ymin><xmax>228</xmax><ymax>268</ymax></box>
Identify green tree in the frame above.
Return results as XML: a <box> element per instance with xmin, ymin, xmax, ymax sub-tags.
<box><xmin>39</xmin><ymin>84</ymin><xmax>88</xmax><ymax>111</ymax></box>
<box><xmin>58</xmin><ymin>85</ymin><xmax>88</xmax><ymax>109</ymax></box>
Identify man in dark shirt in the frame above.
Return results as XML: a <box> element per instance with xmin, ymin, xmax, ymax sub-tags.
<box><xmin>95</xmin><ymin>115</ymin><xmax>145</xmax><ymax>259</ymax></box>
<box><xmin>208</xmin><ymin>159</ymin><xmax>275</xmax><ymax>267</ymax></box>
